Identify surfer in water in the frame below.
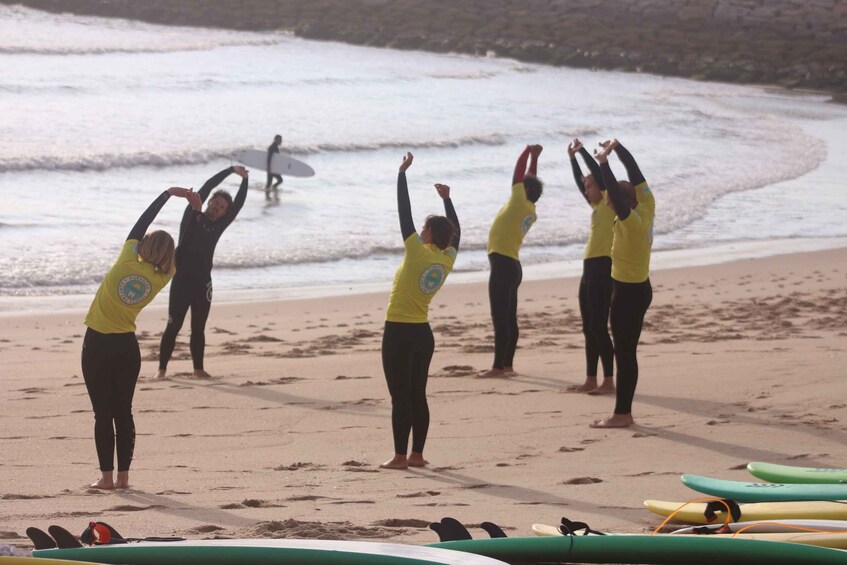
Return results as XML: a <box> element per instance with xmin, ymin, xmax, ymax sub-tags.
<box><xmin>156</xmin><ymin>166</ymin><xmax>249</xmax><ymax>381</ymax></box>
<box><xmin>83</xmin><ymin>186</ymin><xmax>194</xmax><ymax>489</ymax></box>
<box><xmin>380</xmin><ymin>152</ymin><xmax>460</xmax><ymax>470</ymax></box>
<box><xmin>479</xmin><ymin>144</ymin><xmax>543</xmax><ymax>378</ymax></box>
<box><xmin>568</xmin><ymin>138</ymin><xmax>615</xmax><ymax>394</ymax></box>
<box><xmin>265</xmin><ymin>134</ymin><xmax>283</xmax><ymax>200</ymax></box>
<box><xmin>589</xmin><ymin>139</ymin><xmax>655</xmax><ymax>428</ymax></box>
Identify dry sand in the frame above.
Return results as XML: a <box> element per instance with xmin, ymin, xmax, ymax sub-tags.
<box><xmin>1</xmin><ymin>247</ymin><xmax>845</xmax><ymax>547</ymax></box>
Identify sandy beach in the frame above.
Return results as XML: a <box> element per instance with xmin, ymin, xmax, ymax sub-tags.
<box><xmin>1</xmin><ymin>246</ymin><xmax>845</xmax><ymax>548</ymax></box>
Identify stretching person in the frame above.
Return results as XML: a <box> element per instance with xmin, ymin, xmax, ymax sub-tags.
<box><xmin>381</xmin><ymin>152</ymin><xmax>460</xmax><ymax>470</ymax></box>
<box><xmin>83</xmin><ymin>186</ymin><xmax>193</xmax><ymax>489</ymax></box>
<box><xmin>479</xmin><ymin>144</ymin><xmax>543</xmax><ymax>378</ymax></box>
<box><xmin>265</xmin><ymin>134</ymin><xmax>283</xmax><ymax>200</ymax></box>
<box><xmin>568</xmin><ymin>138</ymin><xmax>615</xmax><ymax>394</ymax></box>
<box><xmin>156</xmin><ymin>166</ymin><xmax>249</xmax><ymax>380</ymax></box>
<box><xmin>590</xmin><ymin>139</ymin><xmax>655</xmax><ymax>428</ymax></box>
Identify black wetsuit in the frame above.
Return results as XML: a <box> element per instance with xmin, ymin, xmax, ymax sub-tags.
<box><xmin>158</xmin><ymin>168</ymin><xmax>248</xmax><ymax>372</ymax></box>
<box><xmin>571</xmin><ymin>148</ymin><xmax>614</xmax><ymax>379</ymax></box>
<box><xmin>488</xmin><ymin>253</ymin><xmax>522</xmax><ymax>369</ymax></box>
<box><xmin>382</xmin><ymin>172</ymin><xmax>460</xmax><ymax>455</ymax></box>
<box><xmin>600</xmin><ymin>144</ymin><xmax>653</xmax><ymax>415</ymax></box>
<box><xmin>83</xmin><ymin>191</ymin><xmax>172</xmax><ymax>472</ymax></box>
<box><xmin>265</xmin><ymin>142</ymin><xmax>282</xmax><ymax>193</ymax></box>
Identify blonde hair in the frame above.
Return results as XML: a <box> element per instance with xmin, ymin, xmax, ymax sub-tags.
<box><xmin>137</xmin><ymin>230</ymin><xmax>175</xmax><ymax>274</ymax></box>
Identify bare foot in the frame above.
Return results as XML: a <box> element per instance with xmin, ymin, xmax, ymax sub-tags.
<box><xmin>154</xmin><ymin>368</ymin><xmax>167</xmax><ymax>380</ymax></box>
<box><xmin>589</xmin><ymin>413</ymin><xmax>635</xmax><ymax>428</ymax></box>
<box><xmin>114</xmin><ymin>471</ymin><xmax>130</xmax><ymax>489</ymax></box>
<box><xmin>90</xmin><ymin>473</ymin><xmax>115</xmax><ymax>489</ymax></box>
<box><xmin>478</xmin><ymin>368</ymin><xmax>507</xmax><ymax>378</ymax></box>
<box><xmin>193</xmin><ymin>369</ymin><xmax>213</xmax><ymax>379</ymax></box>
<box><xmin>379</xmin><ymin>455</ymin><xmax>408</xmax><ymax>470</ymax></box>
<box><xmin>503</xmin><ymin>366</ymin><xmax>517</xmax><ymax>376</ymax></box>
<box><xmin>407</xmin><ymin>452</ymin><xmax>428</xmax><ymax>467</ymax></box>
<box><xmin>570</xmin><ymin>377</ymin><xmax>599</xmax><ymax>393</ymax></box>
<box><xmin>587</xmin><ymin>379</ymin><xmax>616</xmax><ymax>395</ymax></box>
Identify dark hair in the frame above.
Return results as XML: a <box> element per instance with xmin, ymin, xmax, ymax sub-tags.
<box><xmin>423</xmin><ymin>215</ymin><xmax>456</xmax><ymax>250</ymax></box>
<box><xmin>210</xmin><ymin>190</ymin><xmax>232</xmax><ymax>206</ymax></box>
<box><xmin>524</xmin><ymin>175</ymin><xmax>544</xmax><ymax>203</ymax></box>
<box><xmin>274</xmin><ymin>134</ymin><xmax>282</xmax><ymax>142</ymax></box>
<box><xmin>618</xmin><ymin>180</ymin><xmax>636</xmax><ymax>208</ymax></box>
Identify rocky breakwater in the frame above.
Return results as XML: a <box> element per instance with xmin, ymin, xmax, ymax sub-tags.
<box><xmin>6</xmin><ymin>0</ymin><xmax>847</xmax><ymax>99</ymax></box>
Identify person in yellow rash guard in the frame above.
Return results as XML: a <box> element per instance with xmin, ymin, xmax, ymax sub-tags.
<box><xmin>380</xmin><ymin>152</ymin><xmax>460</xmax><ymax>470</ymax></box>
<box><xmin>82</xmin><ymin>186</ymin><xmax>194</xmax><ymax>490</ymax></box>
<box><xmin>589</xmin><ymin>139</ymin><xmax>654</xmax><ymax>429</ymax></box>
<box><xmin>567</xmin><ymin>138</ymin><xmax>616</xmax><ymax>394</ymax></box>
<box><xmin>479</xmin><ymin>144</ymin><xmax>544</xmax><ymax>378</ymax></box>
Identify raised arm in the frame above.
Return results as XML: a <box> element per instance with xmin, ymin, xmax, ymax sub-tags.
<box><xmin>397</xmin><ymin>152</ymin><xmax>416</xmax><ymax>241</ymax></box>
<box><xmin>527</xmin><ymin>144</ymin><xmax>542</xmax><ymax>177</ymax></box>
<box><xmin>568</xmin><ymin>139</ymin><xmax>587</xmax><ymax>201</ymax></box>
<box><xmin>613</xmin><ymin>142</ymin><xmax>646</xmax><ymax>187</ymax></box>
<box><xmin>197</xmin><ymin>167</ymin><xmax>234</xmax><ymax>203</ymax></box>
<box><xmin>595</xmin><ymin>142</ymin><xmax>631</xmax><ymax>221</ymax></box>
<box><xmin>127</xmin><ymin>187</ymin><xmax>190</xmax><ymax>241</ymax></box>
<box><xmin>578</xmin><ymin>148</ymin><xmax>604</xmax><ymax>189</ymax></box>
<box><xmin>219</xmin><ymin>166</ymin><xmax>250</xmax><ymax>228</ymax></box>
<box><xmin>436</xmin><ymin>183</ymin><xmax>461</xmax><ymax>251</ymax></box>
<box><xmin>512</xmin><ymin>145</ymin><xmax>531</xmax><ymax>185</ymax></box>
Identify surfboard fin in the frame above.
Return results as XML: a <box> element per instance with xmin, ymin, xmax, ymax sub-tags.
<box><xmin>48</xmin><ymin>525</ymin><xmax>83</xmax><ymax>549</ymax></box>
<box><xmin>480</xmin><ymin>521</ymin><xmax>508</xmax><ymax>538</ymax></box>
<box><xmin>25</xmin><ymin>527</ymin><xmax>56</xmax><ymax>550</ymax></box>
<box><xmin>429</xmin><ymin>517</ymin><xmax>473</xmax><ymax>541</ymax></box>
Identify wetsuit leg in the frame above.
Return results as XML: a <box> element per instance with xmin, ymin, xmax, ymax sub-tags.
<box><xmin>382</xmin><ymin>322</ymin><xmax>432</xmax><ymax>455</ymax></box>
<box><xmin>578</xmin><ymin>269</ymin><xmax>599</xmax><ymax>377</ymax></box>
<box><xmin>610</xmin><ymin>279</ymin><xmax>653</xmax><ymax>414</ymax></box>
<box><xmin>503</xmin><ymin>259</ymin><xmax>522</xmax><ymax>368</ymax></box>
<box><xmin>409</xmin><ymin>325</ymin><xmax>434</xmax><ymax>454</ymax></box>
<box><xmin>158</xmin><ymin>275</ymin><xmax>191</xmax><ymax>371</ymax></box>
<box><xmin>272</xmin><ymin>174</ymin><xmax>283</xmax><ymax>190</ymax></box>
<box><xmin>188</xmin><ymin>280</ymin><xmax>213</xmax><ymax>371</ymax></box>
<box><xmin>488</xmin><ymin>253</ymin><xmax>521</xmax><ymax>369</ymax></box>
<box><xmin>586</xmin><ymin>257</ymin><xmax>614</xmax><ymax>378</ymax></box>
<box><xmin>82</xmin><ymin>329</ymin><xmax>140</xmax><ymax>472</ymax></box>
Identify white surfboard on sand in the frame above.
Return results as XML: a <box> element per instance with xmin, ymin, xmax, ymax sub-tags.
<box><xmin>233</xmin><ymin>148</ymin><xmax>315</xmax><ymax>178</ymax></box>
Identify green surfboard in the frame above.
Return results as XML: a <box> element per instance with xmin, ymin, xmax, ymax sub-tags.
<box><xmin>748</xmin><ymin>462</ymin><xmax>847</xmax><ymax>484</ymax></box>
<box><xmin>681</xmin><ymin>473</ymin><xmax>847</xmax><ymax>502</ymax></box>
<box><xmin>32</xmin><ymin>539</ymin><xmax>508</xmax><ymax>565</ymax></box>
<box><xmin>430</xmin><ymin>534</ymin><xmax>847</xmax><ymax>564</ymax></box>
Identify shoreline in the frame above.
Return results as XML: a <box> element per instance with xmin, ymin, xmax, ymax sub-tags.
<box><xmin>2</xmin><ymin>0</ymin><xmax>845</xmax><ymax>102</ymax></box>
<box><xmin>2</xmin><ymin>237</ymin><xmax>845</xmax><ymax>316</ymax></box>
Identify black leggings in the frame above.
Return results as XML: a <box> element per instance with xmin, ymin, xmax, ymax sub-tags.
<box><xmin>579</xmin><ymin>257</ymin><xmax>613</xmax><ymax>378</ymax></box>
<box><xmin>488</xmin><ymin>253</ymin><xmax>522</xmax><ymax>369</ymax></box>
<box><xmin>159</xmin><ymin>275</ymin><xmax>212</xmax><ymax>371</ymax></box>
<box><xmin>81</xmin><ymin>328</ymin><xmax>140</xmax><ymax>472</ymax></box>
<box><xmin>381</xmin><ymin>321</ymin><xmax>434</xmax><ymax>455</ymax></box>
<box><xmin>610</xmin><ymin>279</ymin><xmax>653</xmax><ymax>414</ymax></box>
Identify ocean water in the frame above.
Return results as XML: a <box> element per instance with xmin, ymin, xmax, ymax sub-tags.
<box><xmin>1</xmin><ymin>5</ymin><xmax>846</xmax><ymax>312</ymax></box>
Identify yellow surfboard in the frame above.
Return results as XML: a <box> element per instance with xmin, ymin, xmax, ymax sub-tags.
<box><xmin>645</xmin><ymin>499</ymin><xmax>847</xmax><ymax>524</ymax></box>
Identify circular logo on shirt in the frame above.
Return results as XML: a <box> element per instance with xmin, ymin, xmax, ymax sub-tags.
<box><xmin>205</xmin><ymin>281</ymin><xmax>213</xmax><ymax>303</ymax></box>
<box><xmin>521</xmin><ymin>213</ymin><xmax>536</xmax><ymax>235</ymax></box>
<box><xmin>118</xmin><ymin>275</ymin><xmax>152</xmax><ymax>305</ymax></box>
<box><xmin>419</xmin><ymin>264</ymin><xmax>447</xmax><ymax>295</ymax></box>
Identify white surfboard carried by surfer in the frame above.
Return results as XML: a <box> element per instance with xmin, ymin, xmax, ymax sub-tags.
<box><xmin>232</xmin><ymin>148</ymin><xmax>315</xmax><ymax>178</ymax></box>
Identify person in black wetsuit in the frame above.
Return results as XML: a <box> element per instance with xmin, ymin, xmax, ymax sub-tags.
<box><xmin>83</xmin><ymin>186</ymin><xmax>193</xmax><ymax>489</ymax></box>
<box><xmin>568</xmin><ymin>138</ymin><xmax>616</xmax><ymax>394</ymax></box>
<box><xmin>265</xmin><ymin>134</ymin><xmax>283</xmax><ymax>200</ymax></box>
<box><xmin>155</xmin><ymin>165</ymin><xmax>249</xmax><ymax>380</ymax></box>
<box><xmin>589</xmin><ymin>139</ymin><xmax>655</xmax><ymax>429</ymax></box>
<box><xmin>380</xmin><ymin>152</ymin><xmax>460</xmax><ymax>470</ymax></box>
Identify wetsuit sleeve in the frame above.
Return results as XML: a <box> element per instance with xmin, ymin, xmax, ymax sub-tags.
<box><xmin>512</xmin><ymin>146</ymin><xmax>531</xmax><ymax>186</ymax></box>
<box><xmin>397</xmin><ymin>172</ymin><xmax>415</xmax><ymax>241</ymax></box>
<box><xmin>266</xmin><ymin>145</ymin><xmax>273</xmax><ymax>171</ymax></box>
<box><xmin>579</xmin><ymin>148</ymin><xmax>605</xmax><ymax>190</ymax></box>
<box><xmin>197</xmin><ymin>167</ymin><xmax>234</xmax><ymax>203</ymax></box>
<box><xmin>127</xmin><ymin>191</ymin><xmax>170</xmax><ymax>241</ymax></box>
<box><xmin>614</xmin><ymin>143</ymin><xmax>646</xmax><ymax>187</ymax></box>
<box><xmin>600</xmin><ymin>162</ymin><xmax>631</xmax><ymax>221</ymax></box>
<box><xmin>218</xmin><ymin>175</ymin><xmax>249</xmax><ymax>230</ymax></box>
<box><xmin>570</xmin><ymin>156</ymin><xmax>587</xmax><ymax>202</ymax></box>
<box><xmin>443</xmin><ymin>197</ymin><xmax>460</xmax><ymax>251</ymax></box>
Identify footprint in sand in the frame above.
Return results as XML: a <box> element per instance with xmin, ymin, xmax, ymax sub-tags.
<box><xmin>396</xmin><ymin>491</ymin><xmax>440</xmax><ymax>498</ymax></box>
<box><xmin>560</xmin><ymin>476</ymin><xmax>602</xmax><ymax>485</ymax></box>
